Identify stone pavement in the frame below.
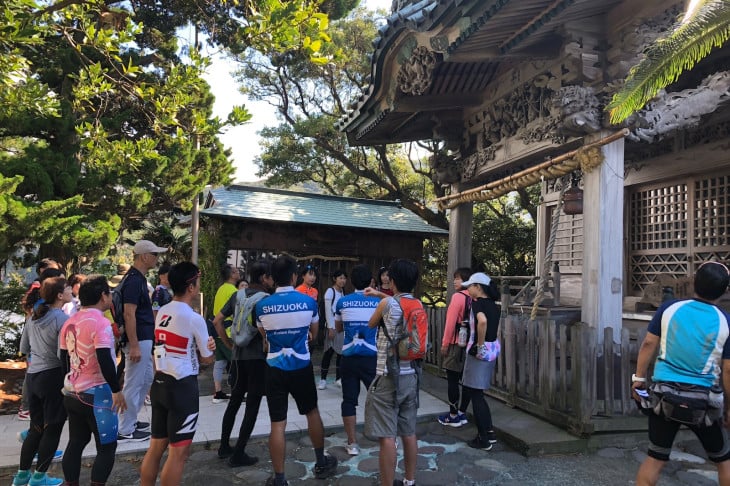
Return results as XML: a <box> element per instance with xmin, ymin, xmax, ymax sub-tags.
<box><xmin>0</xmin><ymin>369</ymin><xmax>726</xmax><ymax>485</ymax></box>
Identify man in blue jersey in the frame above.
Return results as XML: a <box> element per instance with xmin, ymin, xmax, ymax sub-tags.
<box><xmin>335</xmin><ymin>264</ymin><xmax>379</xmax><ymax>455</ymax></box>
<box><xmin>256</xmin><ymin>255</ymin><xmax>338</xmax><ymax>486</ymax></box>
<box><xmin>633</xmin><ymin>261</ymin><xmax>730</xmax><ymax>486</ymax></box>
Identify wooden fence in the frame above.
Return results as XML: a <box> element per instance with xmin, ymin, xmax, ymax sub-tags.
<box><xmin>424</xmin><ymin>307</ymin><xmax>648</xmax><ymax>436</ymax></box>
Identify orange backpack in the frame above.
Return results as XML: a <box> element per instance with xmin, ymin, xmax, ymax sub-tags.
<box><xmin>394</xmin><ymin>295</ymin><xmax>428</xmax><ymax>360</ymax></box>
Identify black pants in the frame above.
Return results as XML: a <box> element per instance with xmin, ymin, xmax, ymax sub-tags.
<box><xmin>320</xmin><ymin>347</ymin><xmax>341</xmax><ymax>381</ymax></box>
<box><xmin>445</xmin><ymin>369</ymin><xmax>471</xmax><ymax>415</ymax></box>
<box><xmin>20</xmin><ymin>368</ymin><xmax>67</xmax><ymax>472</ymax></box>
<box><xmin>221</xmin><ymin>359</ymin><xmax>267</xmax><ymax>459</ymax></box>
<box><xmin>466</xmin><ymin>386</ymin><xmax>492</xmax><ymax>439</ymax></box>
<box><xmin>63</xmin><ymin>394</ymin><xmax>117</xmax><ymax>483</ymax></box>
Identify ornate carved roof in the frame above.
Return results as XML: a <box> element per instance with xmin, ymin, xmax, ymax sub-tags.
<box><xmin>337</xmin><ymin>0</ymin><xmax>626</xmax><ymax>146</ymax></box>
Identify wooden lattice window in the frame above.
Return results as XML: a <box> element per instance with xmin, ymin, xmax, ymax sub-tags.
<box><xmin>694</xmin><ymin>175</ymin><xmax>730</xmax><ymax>247</ymax></box>
<box><xmin>553</xmin><ymin>211</ymin><xmax>583</xmax><ymax>270</ymax></box>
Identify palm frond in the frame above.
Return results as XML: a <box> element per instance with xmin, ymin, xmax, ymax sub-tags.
<box><xmin>607</xmin><ymin>0</ymin><xmax>730</xmax><ymax>124</ymax></box>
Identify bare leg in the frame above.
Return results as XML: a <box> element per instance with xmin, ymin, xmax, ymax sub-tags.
<box><xmin>343</xmin><ymin>415</ymin><xmax>357</xmax><ymax>445</ymax></box>
<box><xmin>636</xmin><ymin>457</ymin><xmax>664</xmax><ymax>486</ymax></box>
<box><xmin>717</xmin><ymin>459</ymin><xmax>730</xmax><ymax>486</ymax></box>
<box><xmin>160</xmin><ymin>444</ymin><xmax>191</xmax><ymax>486</ymax></box>
<box><xmin>401</xmin><ymin>434</ymin><xmax>417</xmax><ymax>481</ymax></box>
<box><xmin>140</xmin><ymin>438</ymin><xmax>169</xmax><ymax>486</ymax></box>
<box><xmin>305</xmin><ymin>408</ymin><xmax>324</xmax><ymax>449</ymax></box>
<box><xmin>378</xmin><ymin>437</ymin><xmax>396</xmax><ymax>486</ymax></box>
<box><xmin>269</xmin><ymin>420</ymin><xmax>287</xmax><ymax>474</ymax></box>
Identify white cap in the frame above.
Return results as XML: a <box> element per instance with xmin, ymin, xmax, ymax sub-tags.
<box><xmin>461</xmin><ymin>272</ymin><xmax>491</xmax><ymax>287</ymax></box>
<box><xmin>133</xmin><ymin>240</ymin><xmax>167</xmax><ymax>255</ymax></box>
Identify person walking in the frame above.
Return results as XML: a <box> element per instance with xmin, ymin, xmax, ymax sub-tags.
<box><xmin>256</xmin><ymin>255</ymin><xmax>338</xmax><ymax>486</ymax></box>
<box><xmin>117</xmin><ymin>239</ymin><xmax>167</xmax><ymax>443</ymax></box>
<box><xmin>59</xmin><ymin>275</ymin><xmax>127</xmax><ymax>486</ymax></box>
<box><xmin>633</xmin><ymin>262</ymin><xmax>730</xmax><ymax>486</ymax></box>
<box><xmin>438</xmin><ymin>267</ymin><xmax>473</xmax><ymax>427</ymax></box>
<box><xmin>460</xmin><ymin>272</ymin><xmax>501</xmax><ymax>450</ymax></box>
<box><xmin>140</xmin><ymin>262</ymin><xmax>216</xmax><ymax>486</ymax></box>
<box><xmin>318</xmin><ymin>269</ymin><xmax>346</xmax><ymax>389</ymax></box>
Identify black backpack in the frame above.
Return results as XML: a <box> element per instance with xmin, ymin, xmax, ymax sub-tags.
<box><xmin>110</xmin><ymin>274</ymin><xmax>129</xmax><ymax>340</ymax></box>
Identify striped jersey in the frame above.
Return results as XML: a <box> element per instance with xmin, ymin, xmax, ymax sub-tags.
<box><xmin>649</xmin><ymin>298</ymin><xmax>730</xmax><ymax>387</ymax></box>
<box><xmin>154</xmin><ymin>301</ymin><xmax>212</xmax><ymax>380</ymax></box>
<box><xmin>336</xmin><ymin>290</ymin><xmax>379</xmax><ymax>357</ymax></box>
<box><xmin>256</xmin><ymin>286</ymin><xmax>318</xmax><ymax>371</ymax></box>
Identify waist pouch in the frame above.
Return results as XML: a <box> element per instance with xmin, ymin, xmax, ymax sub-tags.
<box><xmin>651</xmin><ymin>382</ymin><xmax>723</xmax><ymax>426</ymax></box>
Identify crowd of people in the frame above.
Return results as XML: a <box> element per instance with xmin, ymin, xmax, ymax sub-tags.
<box><xmin>11</xmin><ymin>244</ymin><xmax>509</xmax><ymax>486</ymax></box>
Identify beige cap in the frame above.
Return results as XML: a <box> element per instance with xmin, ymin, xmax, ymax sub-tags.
<box><xmin>133</xmin><ymin>240</ymin><xmax>167</xmax><ymax>255</ymax></box>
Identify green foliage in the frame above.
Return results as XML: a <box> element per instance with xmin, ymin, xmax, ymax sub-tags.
<box><xmin>0</xmin><ymin>278</ymin><xmax>27</xmax><ymax>359</ymax></box>
<box><xmin>198</xmin><ymin>220</ymin><xmax>228</xmax><ymax>318</ymax></box>
<box><xmin>608</xmin><ymin>0</ymin><xmax>730</xmax><ymax>123</ymax></box>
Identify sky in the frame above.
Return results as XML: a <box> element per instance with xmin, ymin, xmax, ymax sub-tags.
<box><xmin>201</xmin><ymin>0</ymin><xmax>393</xmax><ymax>183</ymax></box>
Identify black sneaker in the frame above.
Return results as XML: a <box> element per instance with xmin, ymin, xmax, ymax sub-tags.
<box><xmin>227</xmin><ymin>452</ymin><xmax>258</xmax><ymax>467</ymax></box>
<box><xmin>313</xmin><ymin>453</ymin><xmax>338</xmax><ymax>479</ymax></box>
<box><xmin>135</xmin><ymin>421</ymin><xmax>151</xmax><ymax>432</ymax></box>
<box><xmin>212</xmin><ymin>391</ymin><xmax>230</xmax><ymax>404</ymax></box>
<box><xmin>467</xmin><ymin>437</ymin><xmax>492</xmax><ymax>451</ymax></box>
<box><xmin>393</xmin><ymin>480</ymin><xmax>416</xmax><ymax>486</ymax></box>
<box><xmin>217</xmin><ymin>445</ymin><xmax>233</xmax><ymax>459</ymax></box>
<box><xmin>484</xmin><ymin>430</ymin><xmax>497</xmax><ymax>444</ymax></box>
<box><xmin>117</xmin><ymin>430</ymin><xmax>151</xmax><ymax>442</ymax></box>
<box><xmin>264</xmin><ymin>477</ymin><xmax>288</xmax><ymax>486</ymax></box>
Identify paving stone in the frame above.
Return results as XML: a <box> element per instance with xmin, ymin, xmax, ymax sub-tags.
<box><xmin>670</xmin><ymin>450</ymin><xmax>706</xmax><ymax>464</ymax></box>
<box><xmin>676</xmin><ymin>469</ymin><xmax>718</xmax><ymax>486</ymax></box>
<box><xmin>596</xmin><ymin>447</ymin><xmax>625</xmax><ymax>459</ymax></box>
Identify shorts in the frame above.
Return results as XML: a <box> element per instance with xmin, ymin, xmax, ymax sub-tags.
<box><xmin>150</xmin><ymin>373</ymin><xmax>200</xmax><ymax>446</ymax></box>
<box><xmin>28</xmin><ymin>368</ymin><xmax>67</xmax><ymax>427</ymax></box>
<box><xmin>266</xmin><ymin>363</ymin><xmax>318</xmax><ymax>422</ymax></box>
<box><xmin>647</xmin><ymin>410</ymin><xmax>730</xmax><ymax>462</ymax></box>
<box><xmin>214</xmin><ymin>337</ymin><xmax>232</xmax><ymax>361</ymax></box>
<box><xmin>341</xmin><ymin>355</ymin><xmax>376</xmax><ymax>417</ymax></box>
<box><xmin>364</xmin><ymin>373</ymin><xmax>417</xmax><ymax>439</ymax></box>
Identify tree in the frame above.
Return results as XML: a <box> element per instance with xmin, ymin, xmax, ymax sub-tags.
<box><xmin>235</xmin><ymin>9</ymin><xmax>449</xmax><ymax>229</ymax></box>
<box><xmin>608</xmin><ymin>0</ymin><xmax>730</xmax><ymax>123</ymax></box>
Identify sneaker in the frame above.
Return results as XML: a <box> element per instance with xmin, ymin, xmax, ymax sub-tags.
<box><xmin>136</xmin><ymin>421</ymin><xmax>151</xmax><ymax>432</ymax></box>
<box><xmin>313</xmin><ymin>453</ymin><xmax>338</xmax><ymax>479</ymax></box>
<box><xmin>227</xmin><ymin>452</ymin><xmax>258</xmax><ymax>467</ymax></box>
<box><xmin>485</xmin><ymin>430</ymin><xmax>497</xmax><ymax>444</ymax></box>
<box><xmin>438</xmin><ymin>412</ymin><xmax>464</xmax><ymax>427</ymax></box>
<box><xmin>212</xmin><ymin>391</ymin><xmax>230</xmax><ymax>403</ymax></box>
<box><xmin>345</xmin><ymin>442</ymin><xmax>360</xmax><ymax>455</ymax></box>
<box><xmin>393</xmin><ymin>480</ymin><xmax>416</xmax><ymax>486</ymax></box>
<box><xmin>117</xmin><ymin>429</ymin><xmax>151</xmax><ymax>442</ymax></box>
<box><xmin>17</xmin><ymin>409</ymin><xmax>30</xmax><ymax>421</ymax></box>
<box><xmin>28</xmin><ymin>472</ymin><xmax>63</xmax><ymax>486</ymax></box>
<box><xmin>467</xmin><ymin>437</ymin><xmax>492</xmax><ymax>451</ymax></box>
<box><xmin>318</xmin><ymin>379</ymin><xmax>327</xmax><ymax>390</ymax></box>
<box><xmin>264</xmin><ymin>477</ymin><xmax>289</xmax><ymax>486</ymax></box>
<box><xmin>217</xmin><ymin>444</ymin><xmax>233</xmax><ymax>459</ymax></box>
<box><xmin>457</xmin><ymin>411</ymin><xmax>468</xmax><ymax>425</ymax></box>
<box><xmin>334</xmin><ymin>379</ymin><xmax>342</xmax><ymax>387</ymax></box>
<box><xmin>17</xmin><ymin>429</ymin><xmax>28</xmax><ymax>443</ymax></box>
<box><xmin>12</xmin><ymin>470</ymin><xmax>30</xmax><ymax>486</ymax></box>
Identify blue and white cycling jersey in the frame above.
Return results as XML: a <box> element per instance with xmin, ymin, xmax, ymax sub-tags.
<box><xmin>336</xmin><ymin>291</ymin><xmax>379</xmax><ymax>357</ymax></box>
<box><xmin>649</xmin><ymin>298</ymin><xmax>730</xmax><ymax>388</ymax></box>
<box><xmin>256</xmin><ymin>286</ymin><xmax>318</xmax><ymax>371</ymax></box>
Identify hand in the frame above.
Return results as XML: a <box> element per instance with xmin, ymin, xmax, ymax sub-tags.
<box><xmin>207</xmin><ymin>336</ymin><xmax>216</xmax><ymax>352</ymax></box>
<box><xmin>328</xmin><ymin>328</ymin><xmax>335</xmax><ymax>340</ymax></box>
<box><xmin>631</xmin><ymin>381</ymin><xmax>646</xmax><ymax>402</ymax></box>
<box><xmin>128</xmin><ymin>343</ymin><xmax>141</xmax><ymax>363</ymax></box>
<box><xmin>112</xmin><ymin>392</ymin><xmax>127</xmax><ymax>414</ymax></box>
<box><xmin>440</xmin><ymin>345</ymin><xmax>449</xmax><ymax>356</ymax></box>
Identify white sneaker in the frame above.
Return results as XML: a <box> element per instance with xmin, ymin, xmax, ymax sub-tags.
<box><xmin>334</xmin><ymin>379</ymin><xmax>342</xmax><ymax>387</ymax></box>
<box><xmin>318</xmin><ymin>379</ymin><xmax>327</xmax><ymax>390</ymax></box>
<box><xmin>345</xmin><ymin>442</ymin><xmax>359</xmax><ymax>455</ymax></box>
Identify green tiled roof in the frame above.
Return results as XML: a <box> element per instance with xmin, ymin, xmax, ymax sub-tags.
<box><xmin>201</xmin><ymin>185</ymin><xmax>448</xmax><ymax>236</ymax></box>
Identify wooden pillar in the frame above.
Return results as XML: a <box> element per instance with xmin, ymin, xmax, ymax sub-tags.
<box><xmin>581</xmin><ymin>131</ymin><xmax>624</xmax><ymax>344</ymax></box>
<box><xmin>446</xmin><ymin>184</ymin><xmax>473</xmax><ymax>297</ymax></box>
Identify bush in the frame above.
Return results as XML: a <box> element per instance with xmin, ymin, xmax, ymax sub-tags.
<box><xmin>0</xmin><ymin>279</ymin><xmax>28</xmax><ymax>360</ymax></box>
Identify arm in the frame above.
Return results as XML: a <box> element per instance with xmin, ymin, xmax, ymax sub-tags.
<box><xmin>632</xmin><ymin>332</ymin><xmax>659</xmax><ymax>400</ymax></box>
<box><xmin>60</xmin><ymin>349</ymin><xmax>70</xmax><ymax>376</ymax></box>
<box><xmin>123</xmin><ymin>302</ymin><xmax>140</xmax><ymax>362</ymax></box>
<box><xmin>19</xmin><ymin>321</ymin><xmax>29</xmax><ymax>356</ymax></box>
<box><xmin>368</xmin><ymin>298</ymin><xmax>389</xmax><ymax>328</ymax></box>
<box><xmin>442</xmin><ymin>292</ymin><xmax>466</xmax><ymax>353</ymax></box>
<box><xmin>96</xmin><ymin>348</ymin><xmax>127</xmax><ymax>413</ymax></box>
<box><xmin>475</xmin><ymin>311</ymin><xmax>487</xmax><ymax>347</ymax></box>
<box><xmin>335</xmin><ymin>317</ymin><xmax>343</xmax><ymax>333</ymax></box>
<box><xmin>199</xmin><ymin>338</ymin><xmax>216</xmax><ymax>364</ymax></box>
<box><xmin>213</xmin><ymin>312</ymin><xmax>233</xmax><ymax>350</ymax></box>
<box><xmin>324</xmin><ymin>288</ymin><xmax>335</xmax><ymax>339</ymax></box>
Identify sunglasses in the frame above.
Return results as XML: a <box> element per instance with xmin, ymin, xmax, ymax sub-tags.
<box><xmin>149</xmin><ymin>252</ymin><xmax>159</xmax><ymax>257</ymax></box>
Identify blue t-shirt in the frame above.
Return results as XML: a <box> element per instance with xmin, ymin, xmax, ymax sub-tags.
<box><xmin>122</xmin><ymin>267</ymin><xmax>155</xmax><ymax>341</ymax></box>
<box><xmin>648</xmin><ymin>298</ymin><xmax>730</xmax><ymax>387</ymax></box>
<box><xmin>256</xmin><ymin>286</ymin><xmax>318</xmax><ymax>371</ymax></box>
<box><xmin>336</xmin><ymin>291</ymin><xmax>379</xmax><ymax>357</ymax></box>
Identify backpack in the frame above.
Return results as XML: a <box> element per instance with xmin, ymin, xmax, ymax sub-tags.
<box><xmin>453</xmin><ymin>291</ymin><xmax>472</xmax><ymax>342</ymax></box>
<box><xmin>392</xmin><ymin>295</ymin><xmax>429</xmax><ymax>360</ymax></box>
<box><xmin>230</xmin><ymin>289</ymin><xmax>267</xmax><ymax>347</ymax></box>
<box><xmin>110</xmin><ymin>274</ymin><xmax>129</xmax><ymax>340</ymax></box>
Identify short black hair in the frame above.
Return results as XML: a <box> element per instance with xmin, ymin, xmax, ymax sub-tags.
<box><xmin>454</xmin><ymin>267</ymin><xmax>472</xmax><ymax>281</ymax></box>
<box><xmin>388</xmin><ymin>259</ymin><xmax>419</xmax><ymax>294</ymax></box>
<box><xmin>169</xmin><ymin>262</ymin><xmax>200</xmax><ymax>296</ymax></box>
<box><xmin>39</xmin><ymin>267</ymin><xmax>64</xmax><ymax>282</ymax></box>
<box><xmin>695</xmin><ymin>261</ymin><xmax>730</xmax><ymax>301</ymax></box>
<box><xmin>220</xmin><ymin>264</ymin><xmax>237</xmax><ymax>281</ymax></box>
<box><xmin>272</xmin><ymin>255</ymin><xmax>298</xmax><ymax>287</ymax></box>
<box><xmin>250</xmin><ymin>259</ymin><xmax>271</xmax><ymax>285</ymax></box>
<box><xmin>78</xmin><ymin>274</ymin><xmax>110</xmax><ymax>307</ymax></box>
<box><xmin>299</xmin><ymin>263</ymin><xmax>318</xmax><ymax>278</ymax></box>
<box><xmin>158</xmin><ymin>263</ymin><xmax>171</xmax><ymax>276</ymax></box>
<box><xmin>37</xmin><ymin>258</ymin><xmax>59</xmax><ymax>273</ymax></box>
<box><xmin>332</xmin><ymin>269</ymin><xmax>347</xmax><ymax>280</ymax></box>
<box><xmin>350</xmin><ymin>265</ymin><xmax>371</xmax><ymax>290</ymax></box>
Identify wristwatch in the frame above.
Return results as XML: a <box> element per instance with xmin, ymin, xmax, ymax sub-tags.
<box><xmin>631</xmin><ymin>373</ymin><xmax>647</xmax><ymax>383</ymax></box>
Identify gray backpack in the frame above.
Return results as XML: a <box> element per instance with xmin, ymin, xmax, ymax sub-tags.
<box><xmin>230</xmin><ymin>289</ymin><xmax>267</xmax><ymax>347</ymax></box>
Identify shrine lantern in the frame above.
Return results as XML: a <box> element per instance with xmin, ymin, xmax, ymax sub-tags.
<box><xmin>562</xmin><ymin>174</ymin><xmax>583</xmax><ymax>215</ymax></box>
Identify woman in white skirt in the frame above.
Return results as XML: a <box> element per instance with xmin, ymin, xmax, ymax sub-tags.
<box><xmin>460</xmin><ymin>272</ymin><xmax>502</xmax><ymax>450</ymax></box>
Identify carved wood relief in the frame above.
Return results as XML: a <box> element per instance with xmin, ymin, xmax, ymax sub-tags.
<box><xmin>397</xmin><ymin>46</ymin><xmax>438</xmax><ymax>96</ymax></box>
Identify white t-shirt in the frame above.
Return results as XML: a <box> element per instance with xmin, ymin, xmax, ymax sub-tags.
<box><xmin>154</xmin><ymin>300</ymin><xmax>212</xmax><ymax>380</ymax></box>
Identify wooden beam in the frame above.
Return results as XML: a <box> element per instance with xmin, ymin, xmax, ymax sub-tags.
<box><xmin>396</xmin><ymin>93</ymin><xmax>482</xmax><ymax>112</ymax></box>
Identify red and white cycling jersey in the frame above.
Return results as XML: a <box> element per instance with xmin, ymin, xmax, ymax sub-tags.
<box><xmin>154</xmin><ymin>301</ymin><xmax>212</xmax><ymax>380</ymax></box>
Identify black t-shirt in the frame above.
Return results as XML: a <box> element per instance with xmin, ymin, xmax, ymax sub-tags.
<box><xmin>122</xmin><ymin>267</ymin><xmax>155</xmax><ymax>341</ymax></box>
<box><xmin>471</xmin><ymin>297</ymin><xmax>500</xmax><ymax>343</ymax></box>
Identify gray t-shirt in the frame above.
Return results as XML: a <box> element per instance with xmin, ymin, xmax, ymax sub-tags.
<box><xmin>220</xmin><ymin>289</ymin><xmax>267</xmax><ymax>361</ymax></box>
<box><xmin>20</xmin><ymin>308</ymin><xmax>67</xmax><ymax>373</ymax></box>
